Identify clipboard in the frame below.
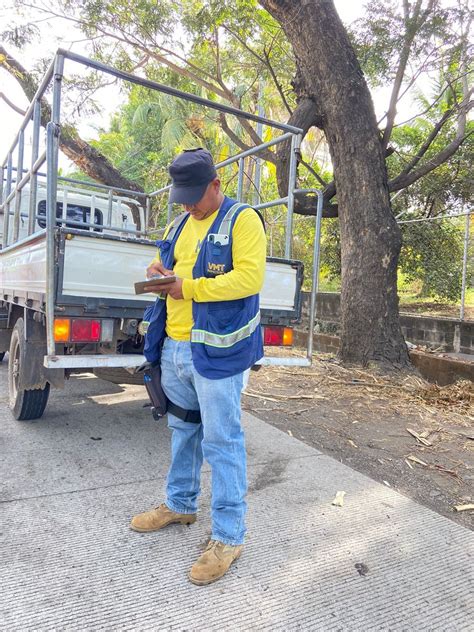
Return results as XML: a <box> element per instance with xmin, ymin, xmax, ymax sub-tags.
<box><xmin>134</xmin><ymin>275</ymin><xmax>177</xmax><ymax>294</ymax></box>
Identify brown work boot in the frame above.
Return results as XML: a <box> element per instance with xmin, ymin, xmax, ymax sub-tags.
<box><xmin>188</xmin><ymin>540</ymin><xmax>243</xmax><ymax>585</ymax></box>
<box><xmin>130</xmin><ymin>503</ymin><xmax>196</xmax><ymax>533</ymax></box>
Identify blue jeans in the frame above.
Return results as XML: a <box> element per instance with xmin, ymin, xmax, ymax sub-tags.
<box><xmin>160</xmin><ymin>338</ymin><xmax>247</xmax><ymax>545</ymax></box>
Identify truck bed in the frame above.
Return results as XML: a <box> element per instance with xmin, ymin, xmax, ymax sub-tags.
<box><xmin>1</xmin><ymin>229</ymin><xmax>303</xmax><ymax>321</ymax></box>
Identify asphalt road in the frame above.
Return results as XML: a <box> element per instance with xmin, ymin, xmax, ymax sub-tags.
<box><xmin>1</xmin><ymin>361</ymin><xmax>473</xmax><ymax>630</ymax></box>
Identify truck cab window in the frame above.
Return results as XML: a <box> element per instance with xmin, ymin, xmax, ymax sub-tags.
<box><xmin>37</xmin><ymin>200</ymin><xmax>103</xmax><ymax>232</ymax></box>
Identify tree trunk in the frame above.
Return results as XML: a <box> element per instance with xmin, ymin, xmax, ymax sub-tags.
<box><xmin>260</xmin><ymin>0</ymin><xmax>409</xmax><ymax>367</ymax></box>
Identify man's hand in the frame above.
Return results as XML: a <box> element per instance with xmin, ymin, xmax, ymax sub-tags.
<box><xmin>146</xmin><ymin>261</ymin><xmax>174</xmax><ymax>279</ymax></box>
<box><xmin>160</xmin><ymin>277</ymin><xmax>184</xmax><ymax>300</ymax></box>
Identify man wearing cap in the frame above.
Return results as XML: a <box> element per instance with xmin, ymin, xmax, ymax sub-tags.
<box><xmin>130</xmin><ymin>148</ymin><xmax>266</xmax><ymax>585</ymax></box>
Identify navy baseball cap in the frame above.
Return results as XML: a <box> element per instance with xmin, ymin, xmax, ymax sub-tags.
<box><xmin>168</xmin><ymin>148</ymin><xmax>217</xmax><ymax>205</ymax></box>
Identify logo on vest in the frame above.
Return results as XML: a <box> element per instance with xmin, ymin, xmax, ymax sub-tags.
<box><xmin>207</xmin><ymin>262</ymin><xmax>226</xmax><ymax>275</ymax></box>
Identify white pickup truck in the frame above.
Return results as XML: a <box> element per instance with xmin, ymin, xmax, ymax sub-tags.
<box><xmin>1</xmin><ymin>49</ymin><xmax>322</xmax><ymax>422</ymax></box>
<box><xmin>0</xmin><ymin>180</ymin><xmax>304</xmax><ymax>420</ymax></box>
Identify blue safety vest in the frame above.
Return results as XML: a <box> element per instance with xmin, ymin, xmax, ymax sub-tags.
<box><xmin>143</xmin><ymin>196</ymin><xmax>264</xmax><ymax>379</ymax></box>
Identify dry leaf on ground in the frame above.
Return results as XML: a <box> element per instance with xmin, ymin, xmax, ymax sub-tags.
<box><xmin>332</xmin><ymin>491</ymin><xmax>346</xmax><ymax>507</ymax></box>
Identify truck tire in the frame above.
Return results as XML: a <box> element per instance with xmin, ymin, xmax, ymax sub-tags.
<box><xmin>8</xmin><ymin>318</ymin><xmax>50</xmax><ymax>421</ymax></box>
<box><xmin>94</xmin><ymin>367</ymin><xmax>145</xmax><ymax>386</ymax></box>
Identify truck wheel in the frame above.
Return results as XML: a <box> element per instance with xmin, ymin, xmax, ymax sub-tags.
<box><xmin>94</xmin><ymin>367</ymin><xmax>145</xmax><ymax>386</ymax></box>
<box><xmin>8</xmin><ymin>318</ymin><xmax>50</xmax><ymax>421</ymax></box>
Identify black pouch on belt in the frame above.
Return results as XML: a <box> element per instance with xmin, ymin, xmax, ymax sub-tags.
<box><xmin>143</xmin><ymin>364</ymin><xmax>168</xmax><ymax>420</ymax></box>
<box><xmin>143</xmin><ymin>364</ymin><xmax>201</xmax><ymax>424</ymax></box>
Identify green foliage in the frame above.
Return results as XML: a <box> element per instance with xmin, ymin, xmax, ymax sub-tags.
<box><xmin>350</xmin><ymin>0</ymin><xmax>462</xmax><ymax>88</ymax></box>
<box><xmin>1</xmin><ymin>23</ymin><xmax>40</xmax><ymax>47</ymax></box>
<box><xmin>319</xmin><ymin>219</ymin><xmax>341</xmax><ymax>289</ymax></box>
<box><xmin>387</xmin><ymin>74</ymin><xmax>473</xmax><ymax>218</ymax></box>
<box><xmin>314</xmin><ymin>215</ymin><xmax>467</xmax><ymax>302</ymax></box>
<box><xmin>4</xmin><ymin>0</ymin><xmax>471</xmax><ymax>310</ymax></box>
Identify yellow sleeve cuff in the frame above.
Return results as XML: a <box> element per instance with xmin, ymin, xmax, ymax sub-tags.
<box><xmin>182</xmin><ymin>278</ymin><xmax>195</xmax><ymax>300</ymax></box>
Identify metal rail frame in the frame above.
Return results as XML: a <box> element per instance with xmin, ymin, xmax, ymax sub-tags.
<box><xmin>0</xmin><ymin>49</ymin><xmax>323</xmax><ymax>368</ymax></box>
<box><xmin>459</xmin><ymin>212</ymin><xmax>471</xmax><ymax>322</ymax></box>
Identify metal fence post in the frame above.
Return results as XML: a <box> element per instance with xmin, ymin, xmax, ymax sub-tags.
<box><xmin>460</xmin><ymin>210</ymin><xmax>471</xmax><ymax>321</ymax></box>
<box><xmin>307</xmin><ymin>192</ymin><xmax>323</xmax><ymax>360</ymax></box>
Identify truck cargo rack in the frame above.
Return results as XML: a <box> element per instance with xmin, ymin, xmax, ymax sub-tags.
<box><xmin>1</xmin><ymin>49</ymin><xmax>323</xmax><ymax>370</ymax></box>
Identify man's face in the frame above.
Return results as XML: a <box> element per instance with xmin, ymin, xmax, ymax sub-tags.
<box><xmin>184</xmin><ymin>178</ymin><xmax>222</xmax><ymax>220</ymax></box>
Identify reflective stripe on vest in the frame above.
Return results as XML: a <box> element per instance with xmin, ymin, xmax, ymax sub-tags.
<box><xmin>164</xmin><ymin>211</ymin><xmax>188</xmax><ymax>241</ymax></box>
<box><xmin>191</xmin><ymin>311</ymin><xmax>261</xmax><ymax>348</ymax></box>
<box><xmin>219</xmin><ymin>202</ymin><xmax>246</xmax><ymax>237</ymax></box>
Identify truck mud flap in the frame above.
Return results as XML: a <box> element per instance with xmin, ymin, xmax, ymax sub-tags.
<box><xmin>21</xmin><ymin>314</ymin><xmax>65</xmax><ymax>390</ymax></box>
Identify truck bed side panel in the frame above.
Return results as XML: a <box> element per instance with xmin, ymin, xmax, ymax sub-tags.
<box><xmin>61</xmin><ymin>234</ymin><xmax>157</xmax><ymax>303</ymax></box>
<box><xmin>261</xmin><ymin>260</ymin><xmax>299</xmax><ymax>311</ymax></box>
<box><xmin>61</xmin><ymin>235</ymin><xmax>301</xmax><ymax>313</ymax></box>
<box><xmin>0</xmin><ymin>234</ymin><xmax>47</xmax><ymax>295</ymax></box>
<box><xmin>0</xmin><ymin>230</ymin><xmax>302</xmax><ymax>320</ymax></box>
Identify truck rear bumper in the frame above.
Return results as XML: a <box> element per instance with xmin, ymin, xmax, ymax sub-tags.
<box><xmin>44</xmin><ymin>354</ymin><xmax>146</xmax><ymax>369</ymax></box>
<box><xmin>44</xmin><ymin>353</ymin><xmax>312</xmax><ymax>370</ymax></box>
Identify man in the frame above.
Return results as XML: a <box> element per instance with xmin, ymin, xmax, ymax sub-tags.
<box><xmin>131</xmin><ymin>148</ymin><xmax>266</xmax><ymax>585</ymax></box>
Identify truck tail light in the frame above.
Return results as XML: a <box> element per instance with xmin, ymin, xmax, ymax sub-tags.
<box><xmin>54</xmin><ymin>319</ymin><xmax>70</xmax><ymax>342</ymax></box>
<box><xmin>263</xmin><ymin>326</ymin><xmax>293</xmax><ymax>346</ymax></box>
<box><xmin>282</xmin><ymin>327</ymin><xmax>293</xmax><ymax>346</ymax></box>
<box><xmin>71</xmin><ymin>319</ymin><xmax>101</xmax><ymax>342</ymax></box>
<box><xmin>54</xmin><ymin>318</ymin><xmax>101</xmax><ymax>342</ymax></box>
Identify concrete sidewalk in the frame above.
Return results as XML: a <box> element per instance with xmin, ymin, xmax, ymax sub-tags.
<box><xmin>0</xmin><ymin>367</ymin><xmax>473</xmax><ymax>630</ymax></box>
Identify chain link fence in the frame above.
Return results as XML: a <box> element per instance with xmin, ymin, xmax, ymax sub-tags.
<box><xmin>261</xmin><ymin>208</ymin><xmax>473</xmax><ymax>323</ymax></box>
<box><xmin>396</xmin><ymin>211</ymin><xmax>473</xmax><ymax>322</ymax></box>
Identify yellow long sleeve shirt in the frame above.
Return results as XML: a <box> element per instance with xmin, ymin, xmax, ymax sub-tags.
<box><xmin>153</xmin><ymin>206</ymin><xmax>266</xmax><ymax>341</ymax></box>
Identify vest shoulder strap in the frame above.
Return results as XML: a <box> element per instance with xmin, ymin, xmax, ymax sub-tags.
<box><xmin>219</xmin><ymin>203</ymin><xmax>266</xmax><ymax>236</ymax></box>
<box><xmin>164</xmin><ymin>211</ymin><xmax>189</xmax><ymax>242</ymax></box>
<box><xmin>219</xmin><ymin>202</ymin><xmax>249</xmax><ymax>236</ymax></box>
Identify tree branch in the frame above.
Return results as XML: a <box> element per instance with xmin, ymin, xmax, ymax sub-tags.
<box><xmin>298</xmin><ymin>156</ymin><xmax>327</xmax><ymax>187</ymax></box>
<box><xmin>221</xmin><ymin>24</ymin><xmax>294</xmax><ymax>116</ymax></box>
<box><xmin>0</xmin><ymin>92</ymin><xmax>26</xmax><ymax>115</ymax></box>
<box><xmin>396</xmin><ymin>107</ymin><xmax>453</xmax><ymax>179</ymax></box>
<box><xmin>18</xmin><ymin>2</ymin><xmax>232</xmax><ymax>101</ymax></box>
<box><xmin>213</xmin><ymin>28</ymin><xmax>225</xmax><ymax>88</ymax></box>
<box><xmin>13</xmin><ymin>3</ymin><xmax>274</xmax><ymax>175</ymax></box>
<box><xmin>388</xmin><ymin>70</ymin><xmax>473</xmax><ymax>129</ymax></box>
<box><xmin>0</xmin><ymin>45</ymin><xmax>145</xmax><ymax>225</ymax></box>
<box><xmin>382</xmin><ymin>0</ymin><xmax>435</xmax><ymax>150</ymax></box>
<box><xmin>218</xmin><ymin>113</ymin><xmax>252</xmax><ymax>152</ymax></box>
<box><xmin>389</xmin><ymin>127</ymin><xmax>473</xmax><ymax>191</ymax></box>
<box><xmin>390</xmin><ymin>20</ymin><xmax>473</xmax><ymax>194</ymax></box>
<box><xmin>263</xmin><ymin>47</ymin><xmax>293</xmax><ymax>115</ymax></box>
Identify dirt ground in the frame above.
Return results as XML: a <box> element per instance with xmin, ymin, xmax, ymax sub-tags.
<box><xmin>243</xmin><ymin>350</ymin><xmax>474</xmax><ymax>530</ymax></box>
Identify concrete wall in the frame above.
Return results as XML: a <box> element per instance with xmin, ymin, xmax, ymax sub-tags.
<box><xmin>293</xmin><ymin>330</ymin><xmax>474</xmax><ymax>385</ymax></box>
<box><xmin>301</xmin><ymin>292</ymin><xmax>474</xmax><ymax>355</ymax></box>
